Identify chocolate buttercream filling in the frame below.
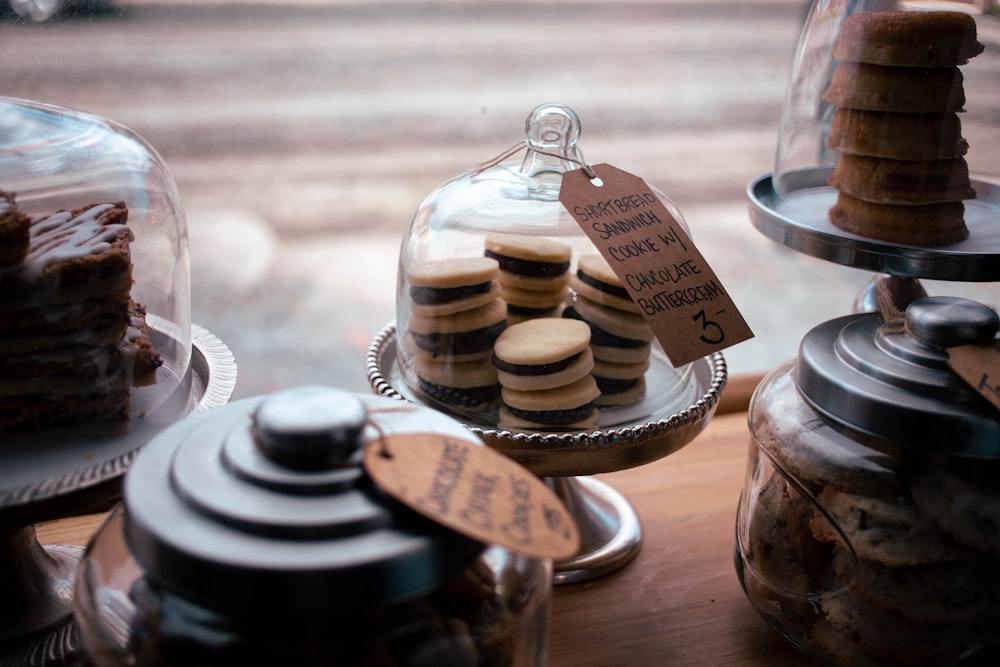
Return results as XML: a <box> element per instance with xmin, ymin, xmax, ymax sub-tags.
<box><xmin>577</xmin><ymin>269</ymin><xmax>630</xmax><ymax>300</ymax></box>
<box><xmin>508</xmin><ymin>402</ymin><xmax>595</xmax><ymax>425</ymax></box>
<box><xmin>562</xmin><ymin>307</ymin><xmax>646</xmax><ymax>348</ymax></box>
<box><xmin>492</xmin><ymin>351</ymin><xmax>581</xmax><ymax>376</ymax></box>
<box><xmin>485</xmin><ymin>250</ymin><xmax>570</xmax><ymax>277</ymax></box>
<box><xmin>410</xmin><ymin>281</ymin><xmax>492</xmax><ymax>305</ymax></box>
<box><xmin>411</xmin><ymin>320</ymin><xmax>508</xmax><ymax>357</ymax></box>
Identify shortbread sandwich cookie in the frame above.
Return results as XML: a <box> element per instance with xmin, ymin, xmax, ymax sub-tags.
<box><xmin>572</xmin><ymin>295</ymin><xmax>654</xmax><ymax>343</ymax></box>
<box><xmin>497</xmin><ymin>404</ymin><xmax>597</xmax><ymax>432</ymax></box>
<box><xmin>593</xmin><ymin>375</ymin><xmax>646</xmax><ymax>407</ymax></box>
<box><xmin>408</xmin><ymin>257</ymin><xmax>502</xmax><ymax>317</ymax></box>
<box><xmin>499</xmin><ymin>282</ymin><xmax>568</xmax><ymax>322</ymax></box>
<box><xmin>499</xmin><ymin>375</ymin><xmax>601</xmax><ymax>430</ymax></box>
<box><xmin>571</xmin><ymin>253</ymin><xmax>640</xmax><ymax>314</ymax></box>
<box><xmin>484</xmin><ymin>233</ymin><xmax>572</xmax><ymax>283</ymax></box>
<box><xmin>492</xmin><ymin>318</ymin><xmax>593</xmax><ymax>391</ymax></box>
<box><xmin>589</xmin><ymin>342</ymin><xmax>652</xmax><ymax>365</ymax></box>
<box><xmin>408</xmin><ymin>299</ymin><xmax>508</xmax><ymax>358</ymax></box>
<box><xmin>591</xmin><ymin>356</ymin><xmax>649</xmax><ymax>406</ymax></box>
<box><xmin>411</xmin><ymin>354</ymin><xmax>500</xmax><ymax>408</ymax></box>
<box><xmin>562</xmin><ymin>306</ymin><xmax>651</xmax><ymax>352</ymax></box>
<box><xmin>486</xmin><ymin>234</ymin><xmax>572</xmax><ymax>322</ymax></box>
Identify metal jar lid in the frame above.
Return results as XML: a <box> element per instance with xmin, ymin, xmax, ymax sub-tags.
<box><xmin>795</xmin><ymin>296</ymin><xmax>999</xmax><ymax>458</ymax></box>
<box><xmin>122</xmin><ymin>386</ymin><xmax>485</xmax><ymax>617</ymax></box>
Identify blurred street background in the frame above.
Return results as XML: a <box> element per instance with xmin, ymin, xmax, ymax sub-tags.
<box><xmin>2</xmin><ymin>0</ymin><xmax>997</xmax><ymax>400</ymax></box>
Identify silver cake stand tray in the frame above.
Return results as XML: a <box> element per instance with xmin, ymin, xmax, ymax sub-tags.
<box><xmin>366</xmin><ymin>323</ymin><xmax>727</xmax><ymax>585</ymax></box>
<box><xmin>748</xmin><ymin>168</ymin><xmax>1000</xmax><ymax>310</ymax></box>
<box><xmin>0</xmin><ymin>324</ymin><xmax>237</xmax><ymax>667</ymax></box>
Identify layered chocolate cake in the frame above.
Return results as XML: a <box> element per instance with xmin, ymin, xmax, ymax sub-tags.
<box><xmin>0</xmin><ymin>192</ymin><xmax>162</xmax><ymax>435</ymax></box>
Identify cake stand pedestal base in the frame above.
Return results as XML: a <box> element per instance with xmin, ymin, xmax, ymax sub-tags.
<box><xmin>1</xmin><ymin>525</ymin><xmax>83</xmax><ymax>667</ymax></box>
<box><xmin>547</xmin><ymin>476</ymin><xmax>641</xmax><ymax>585</ymax></box>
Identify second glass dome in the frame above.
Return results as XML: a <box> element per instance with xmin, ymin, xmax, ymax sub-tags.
<box><xmin>774</xmin><ymin>1</ymin><xmax>998</xmax><ymax>249</ymax></box>
<box><xmin>0</xmin><ymin>96</ymin><xmax>193</xmax><ymax>445</ymax></box>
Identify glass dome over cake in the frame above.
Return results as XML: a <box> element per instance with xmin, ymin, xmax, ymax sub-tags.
<box><xmin>0</xmin><ymin>96</ymin><xmax>192</xmax><ymax>442</ymax></box>
<box><xmin>774</xmin><ymin>0</ymin><xmax>999</xmax><ymax>249</ymax></box>
<box><xmin>394</xmin><ymin>102</ymin><xmax>700</xmax><ymax>433</ymax></box>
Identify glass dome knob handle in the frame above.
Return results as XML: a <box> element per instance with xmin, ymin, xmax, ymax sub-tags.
<box><xmin>525</xmin><ymin>103</ymin><xmax>581</xmax><ymax>149</ymax></box>
<box><xmin>906</xmin><ymin>297</ymin><xmax>1000</xmax><ymax>349</ymax></box>
<box><xmin>252</xmin><ymin>386</ymin><xmax>368</xmax><ymax>470</ymax></box>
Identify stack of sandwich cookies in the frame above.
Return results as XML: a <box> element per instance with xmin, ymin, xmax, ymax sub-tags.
<box><xmin>406</xmin><ymin>257</ymin><xmax>506</xmax><ymax>408</ymax></box>
<box><xmin>823</xmin><ymin>10</ymin><xmax>984</xmax><ymax>246</ymax></box>
<box><xmin>484</xmin><ymin>234</ymin><xmax>571</xmax><ymax>324</ymax></box>
<box><xmin>0</xmin><ymin>196</ymin><xmax>163</xmax><ymax>435</ymax></box>
<box><xmin>493</xmin><ymin>318</ymin><xmax>600</xmax><ymax>431</ymax></box>
<box><xmin>565</xmin><ymin>254</ymin><xmax>652</xmax><ymax>406</ymax></box>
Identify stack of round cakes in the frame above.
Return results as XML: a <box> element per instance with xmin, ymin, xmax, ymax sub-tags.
<box><xmin>823</xmin><ymin>10</ymin><xmax>984</xmax><ymax>246</ymax></box>
<box><xmin>484</xmin><ymin>234</ymin><xmax>571</xmax><ymax>324</ymax></box>
<box><xmin>564</xmin><ymin>253</ymin><xmax>653</xmax><ymax>407</ymax></box>
<box><xmin>406</xmin><ymin>257</ymin><xmax>507</xmax><ymax>409</ymax></box>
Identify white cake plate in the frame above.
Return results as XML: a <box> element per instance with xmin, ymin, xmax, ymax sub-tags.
<box><xmin>747</xmin><ymin>168</ymin><xmax>1000</xmax><ymax>311</ymax></box>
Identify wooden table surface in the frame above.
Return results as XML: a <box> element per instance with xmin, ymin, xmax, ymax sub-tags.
<box><xmin>35</xmin><ymin>373</ymin><xmax>819</xmax><ymax>666</ymax></box>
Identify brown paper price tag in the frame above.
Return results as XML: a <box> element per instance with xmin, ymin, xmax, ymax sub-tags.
<box><xmin>560</xmin><ymin>163</ymin><xmax>754</xmax><ymax>367</ymax></box>
<box><xmin>364</xmin><ymin>433</ymin><xmax>580</xmax><ymax>560</ymax></box>
<box><xmin>948</xmin><ymin>340</ymin><xmax>1000</xmax><ymax>412</ymax></box>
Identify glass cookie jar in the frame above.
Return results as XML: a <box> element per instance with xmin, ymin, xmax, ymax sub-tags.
<box><xmin>736</xmin><ymin>296</ymin><xmax>1000</xmax><ymax>666</ymax></box>
<box><xmin>395</xmin><ymin>102</ymin><xmax>693</xmax><ymax>432</ymax></box>
<box><xmin>74</xmin><ymin>387</ymin><xmax>552</xmax><ymax>667</ymax></box>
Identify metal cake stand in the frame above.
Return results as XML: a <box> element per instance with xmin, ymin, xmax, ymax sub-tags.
<box><xmin>366</xmin><ymin>323</ymin><xmax>727</xmax><ymax>585</ymax></box>
<box><xmin>747</xmin><ymin>168</ymin><xmax>1000</xmax><ymax>311</ymax></box>
<box><xmin>0</xmin><ymin>324</ymin><xmax>237</xmax><ymax>667</ymax></box>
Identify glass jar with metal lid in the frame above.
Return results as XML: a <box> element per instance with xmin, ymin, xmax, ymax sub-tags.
<box><xmin>735</xmin><ymin>296</ymin><xmax>1000</xmax><ymax>666</ymax></box>
<box><xmin>74</xmin><ymin>386</ymin><xmax>552</xmax><ymax>667</ymax></box>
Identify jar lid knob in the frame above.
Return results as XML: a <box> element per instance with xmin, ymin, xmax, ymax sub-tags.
<box><xmin>252</xmin><ymin>386</ymin><xmax>368</xmax><ymax>470</ymax></box>
<box><xmin>906</xmin><ymin>296</ymin><xmax>999</xmax><ymax>348</ymax></box>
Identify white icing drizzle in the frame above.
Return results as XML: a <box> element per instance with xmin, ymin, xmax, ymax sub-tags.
<box><xmin>119</xmin><ymin>320</ymin><xmax>142</xmax><ymax>385</ymax></box>
<box><xmin>0</xmin><ymin>203</ymin><xmax>132</xmax><ymax>281</ymax></box>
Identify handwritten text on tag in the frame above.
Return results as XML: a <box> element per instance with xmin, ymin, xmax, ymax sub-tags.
<box><xmin>364</xmin><ymin>433</ymin><xmax>580</xmax><ymax>560</ymax></box>
<box><xmin>560</xmin><ymin>163</ymin><xmax>753</xmax><ymax>367</ymax></box>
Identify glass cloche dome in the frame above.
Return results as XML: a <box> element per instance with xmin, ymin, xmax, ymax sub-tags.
<box><xmin>773</xmin><ymin>0</ymin><xmax>999</xmax><ymax>250</ymax></box>
<box><xmin>393</xmin><ymin>102</ymin><xmax>701</xmax><ymax>433</ymax></box>
<box><xmin>0</xmin><ymin>96</ymin><xmax>193</xmax><ymax>443</ymax></box>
